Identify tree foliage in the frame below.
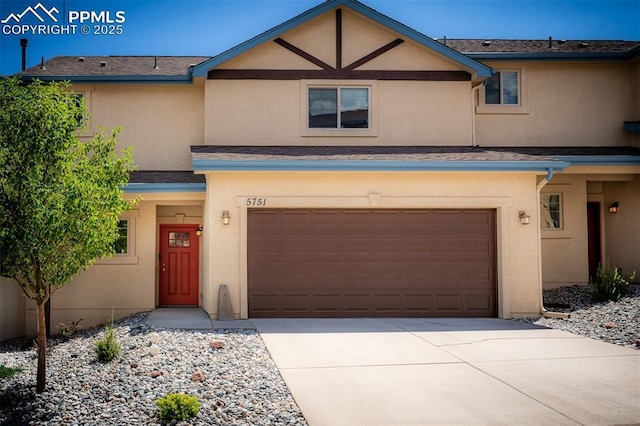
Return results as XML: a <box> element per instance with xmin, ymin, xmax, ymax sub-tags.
<box><xmin>0</xmin><ymin>77</ymin><xmax>138</xmax><ymax>392</ymax></box>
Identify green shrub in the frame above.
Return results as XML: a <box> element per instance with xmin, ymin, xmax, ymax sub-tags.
<box><xmin>0</xmin><ymin>365</ymin><xmax>22</xmax><ymax>379</ymax></box>
<box><xmin>94</xmin><ymin>311</ymin><xmax>121</xmax><ymax>362</ymax></box>
<box><xmin>156</xmin><ymin>393</ymin><xmax>201</xmax><ymax>423</ymax></box>
<box><xmin>589</xmin><ymin>261</ymin><xmax>636</xmax><ymax>302</ymax></box>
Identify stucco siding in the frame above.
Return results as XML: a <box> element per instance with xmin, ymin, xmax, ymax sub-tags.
<box><xmin>476</xmin><ymin>61</ymin><xmax>633</xmax><ymax>147</ymax></box>
<box><xmin>540</xmin><ymin>175</ymin><xmax>589</xmax><ymax>287</ymax></box>
<box><xmin>541</xmin><ymin>173</ymin><xmax>640</xmax><ymax>288</ymax></box>
<box><xmin>603</xmin><ymin>176</ymin><xmax>640</xmax><ymax>277</ymax></box>
<box><xmin>75</xmin><ymin>84</ymin><xmax>205</xmax><ymax>171</ymax></box>
<box><xmin>204</xmin><ymin>79</ymin><xmax>472</xmax><ymax>146</ymax></box>
<box><xmin>0</xmin><ymin>277</ymin><xmax>25</xmax><ymax>342</ymax></box>
<box><xmin>200</xmin><ymin>171</ymin><xmax>543</xmax><ymax>320</ymax></box>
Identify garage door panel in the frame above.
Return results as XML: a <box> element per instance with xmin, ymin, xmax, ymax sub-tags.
<box><xmin>467</xmin><ymin>294</ymin><xmax>493</xmax><ymax>311</ymax></box>
<box><xmin>434</xmin><ymin>294</ymin><xmax>462</xmax><ymax>312</ymax></box>
<box><xmin>248</xmin><ymin>209</ymin><xmax>496</xmax><ymax>318</ymax></box>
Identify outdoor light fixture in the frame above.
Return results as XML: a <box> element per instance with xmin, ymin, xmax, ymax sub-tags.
<box><xmin>196</xmin><ymin>226</ymin><xmax>203</xmax><ymax>237</ymax></box>
<box><xmin>518</xmin><ymin>211</ymin><xmax>531</xmax><ymax>225</ymax></box>
<box><xmin>609</xmin><ymin>202</ymin><xmax>619</xmax><ymax>214</ymax></box>
<box><xmin>221</xmin><ymin>211</ymin><xmax>231</xmax><ymax>225</ymax></box>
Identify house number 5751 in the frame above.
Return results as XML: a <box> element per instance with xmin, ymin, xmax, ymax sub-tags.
<box><xmin>246</xmin><ymin>197</ymin><xmax>267</xmax><ymax>206</ymax></box>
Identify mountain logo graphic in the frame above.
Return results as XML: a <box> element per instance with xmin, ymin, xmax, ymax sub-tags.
<box><xmin>1</xmin><ymin>3</ymin><xmax>59</xmax><ymax>24</ymax></box>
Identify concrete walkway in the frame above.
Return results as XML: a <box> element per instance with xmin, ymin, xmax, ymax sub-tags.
<box><xmin>145</xmin><ymin>307</ymin><xmax>255</xmax><ymax>330</ymax></box>
<box><xmin>251</xmin><ymin>317</ymin><xmax>640</xmax><ymax>426</ymax></box>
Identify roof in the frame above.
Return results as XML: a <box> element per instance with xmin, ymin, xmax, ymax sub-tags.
<box><xmin>18</xmin><ymin>56</ymin><xmax>211</xmax><ymax>83</ymax></box>
<box><xmin>125</xmin><ymin>171</ymin><xmax>206</xmax><ymax>193</ymax></box>
<box><xmin>13</xmin><ymin>1</ymin><xmax>639</xmax><ymax>81</ymax></box>
<box><xmin>129</xmin><ymin>171</ymin><xmax>205</xmax><ymax>184</ymax></box>
<box><xmin>445</xmin><ymin>39</ymin><xmax>640</xmax><ymax>60</ymax></box>
<box><xmin>191</xmin><ymin>0</ymin><xmax>493</xmax><ymax>79</ymax></box>
<box><xmin>190</xmin><ymin>145</ymin><xmax>573</xmax><ymax>172</ymax></box>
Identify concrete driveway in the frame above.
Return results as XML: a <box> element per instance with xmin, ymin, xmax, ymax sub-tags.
<box><xmin>252</xmin><ymin>318</ymin><xmax>640</xmax><ymax>426</ymax></box>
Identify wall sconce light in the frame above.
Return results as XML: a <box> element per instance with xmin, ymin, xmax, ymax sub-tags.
<box><xmin>609</xmin><ymin>202</ymin><xmax>619</xmax><ymax>214</ymax></box>
<box><xmin>518</xmin><ymin>211</ymin><xmax>531</xmax><ymax>225</ymax></box>
<box><xmin>221</xmin><ymin>210</ymin><xmax>231</xmax><ymax>225</ymax></box>
<box><xmin>196</xmin><ymin>225</ymin><xmax>203</xmax><ymax>237</ymax></box>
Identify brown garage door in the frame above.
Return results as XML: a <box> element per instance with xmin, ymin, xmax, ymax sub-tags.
<box><xmin>248</xmin><ymin>209</ymin><xmax>496</xmax><ymax>318</ymax></box>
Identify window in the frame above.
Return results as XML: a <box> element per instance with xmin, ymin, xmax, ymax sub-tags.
<box><xmin>308</xmin><ymin>87</ymin><xmax>369</xmax><ymax>129</ymax></box>
<box><xmin>484</xmin><ymin>71</ymin><xmax>519</xmax><ymax>105</ymax></box>
<box><xmin>97</xmin><ymin>210</ymin><xmax>139</xmax><ymax>265</ymax></box>
<box><xmin>540</xmin><ymin>193</ymin><xmax>562</xmax><ymax>229</ymax></box>
<box><xmin>72</xmin><ymin>93</ymin><xmax>85</xmax><ymax>128</ymax></box>
<box><xmin>113</xmin><ymin>219</ymin><xmax>128</xmax><ymax>254</ymax></box>
<box><xmin>168</xmin><ymin>232</ymin><xmax>190</xmax><ymax>247</ymax></box>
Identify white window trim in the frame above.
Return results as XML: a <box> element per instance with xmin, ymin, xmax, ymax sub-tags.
<box><xmin>114</xmin><ymin>219</ymin><xmax>130</xmax><ymax>255</ymax></box>
<box><xmin>73</xmin><ymin>87</ymin><xmax>95</xmax><ymax>137</ymax></box>
<box><xmin>476</xmin><ymin>68</ymin><xmax>529</xmax><ymax>115</ymax></box>
<box><xmin>301</xmin><ymin>80</ymin><xmax>378</xmax><ymax>137</ymax></box>
<box><xmin>96</xmin><ymin>209</ymin><xmax>139</xmax><ymax>265</ymax></box>
<box><xmin>541</xmin><ymin>185</ymin><xmax>573</xmax><ymax>239</ymax></box>
<box><xmin>540</xmin><ymin>192</ymin><xmax>563</xmax><ymax>230</ymax></box>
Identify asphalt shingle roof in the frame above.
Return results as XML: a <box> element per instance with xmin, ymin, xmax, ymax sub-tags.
<box><xmin>443</xmin><ymin>39</ymin><xmax>640</xmax><ymax>55</ymax></box>
<box><xmin>15</xmin><ymin>40</ymin><xmax>640</xmax><ymax>78</ymax></box>
<box><xmin>19</xmin><ymin>56</ymin><xmax>211</xmax><ymax>77</ymax></box>
<box><xmin>129</xmin><ymin>171</ymin><xmax>205</xmax><ymax>184</ymax></box>
<box><xmin>190</xmin><ymin>145</ymin><xmax>640</xmax><ymax>163</ymax></box>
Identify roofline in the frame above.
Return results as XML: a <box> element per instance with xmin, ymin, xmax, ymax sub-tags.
<box><xmin>466</xmin><ymin>51</ymin><xmax>640</xmax><ymax>61</ymax></box>
<box><xmin>554</xmin><ymin>155</ymin><xmax>640</xmax><ymax>166</ymax></box>
<box><xmin>192</xmin><ymin>0</ymin><xmax>492</xmax><ymax>78</ymax></box>
<box><xmin>16</xmin><ymin>74</ymin><xmax>195</xmax><ymax>84</ymax></box>
<box><xmin>191</xmin><ymin>159</ymin><xmax>569</xmax><ymax>172</ymax></box>
<box><xmin>123</xmin><ymin>183</ymin><xmax>206</xmax><ymax>193</ymax></box>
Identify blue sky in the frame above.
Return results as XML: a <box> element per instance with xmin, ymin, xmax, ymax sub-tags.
<box><xmin>1</xmin><ymin>0</ymin><xmax>639</xmax><ymax>75</ymax></box>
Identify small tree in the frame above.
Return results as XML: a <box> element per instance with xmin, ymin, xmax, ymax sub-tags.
<box><xmin>0</xmin><ymin>78</ymin><xmax>138</xmax><ymax>393</ymax></box>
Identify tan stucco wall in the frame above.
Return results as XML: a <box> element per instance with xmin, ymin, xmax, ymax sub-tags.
<box><xmin>24</xmin><ymin>196</ymin><xmax>204</xmax><ymax>336</ymax></box>
<box><xmin>476</xmin><ymin>61</ymin><xmax>633</xmax><ymax>147</ymax></box>
<box><xmin>540</xmin><ymin>175</ymin><xmax>589</xmax><ymax>287</ymax></box>
<box><xmin>0</xmin><ymin>277</ymin><xmax>25</xmax><ymax>342</ymax></box>
<box><xmin>629</xmin><ymin>58</ymin><xmax>640</xmax><ymax>148</ymax></box>
<box><xmin>74</xmin><ymin>83</ymin><xmax>204</xmax><ymax>171</ymax></box>
<box><xmin>204</xmin><ymin>79</ymin><xmax>472</xmax><ymax>146</ymax></box>
<box><xmin>200</xmin><ymin>171</ymin><xmax>543</xmax><ymax>319</ymax></box>
<box><xmin>541</xmin><ymin>171</ymin><xmax>640</xmax><ymax>288</ymax></box>
<box><xmin>603</xmin><ymin>176</ymin><xmax>640</xmax><ymax>278</ymax></box>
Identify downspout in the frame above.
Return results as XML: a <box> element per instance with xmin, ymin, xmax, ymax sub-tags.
<box><xmin>536</xmin><ymin>168</ymin><xmax>567</xmax><ymax>318</ymax></box>
<box><xmin>471</xmin><ymin>82</ymin><xmax>484</xmax><ymax>147</ymax></box>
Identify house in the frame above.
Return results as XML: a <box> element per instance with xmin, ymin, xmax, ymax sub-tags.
<box><xmin>1</xmin><ymin>0</ymin><xmax>639</xmax><ymax>339</ymax></box>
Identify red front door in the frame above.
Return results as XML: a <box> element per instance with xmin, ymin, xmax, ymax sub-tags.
<box><xmin>159</xmin><ymin>225</ymin><xmax>199</xmax><ymax>306</ymax></box>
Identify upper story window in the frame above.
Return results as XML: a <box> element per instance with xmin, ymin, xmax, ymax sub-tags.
<box><xmin>484</xmin><ymin>71</ymin><xmax>519</xmax><ymax>105</ymax></box>
<box><xmin>476</xmin><ymin>69</ymin><xmax>528</xmax><ymax>115</ymax></box>
<box><xmin>308</xmin><ymin>87</ymin><xmax>369</xmax><ymax>129</ymax></box>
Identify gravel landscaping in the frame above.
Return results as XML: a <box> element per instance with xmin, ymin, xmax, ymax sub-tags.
<box><xmin>0</xmin><ymin>315</ymin><xmax>308</xmax><ymax>425</ymax></box>
<box><xmin>518</xmin><ymin>284</ymin><xmax>640</xmax><ymax>350</ymax></box>
<box><xmin>1</xmin><ymin>284</ymin><xmax>638</xmax><ymax>425</ymax></box>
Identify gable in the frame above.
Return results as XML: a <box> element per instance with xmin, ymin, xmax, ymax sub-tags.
<box><xmin>220</xmin><ymin>8</ymin><xmax>459</xmax><ymax>73</ymax></box>
<box><xmin>193</xmin><ymin>0</ymin><xmax>492</xmax><ymax>80</ymax></box>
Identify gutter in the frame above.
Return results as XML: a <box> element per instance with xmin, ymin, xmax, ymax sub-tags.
<box><xmin>536</xmin><ymin>167</ymin><xmax>570</xmax><ymax>319</ymax></box>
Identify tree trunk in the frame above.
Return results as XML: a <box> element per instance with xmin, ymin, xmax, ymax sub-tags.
<box><xmin>45</xmin><ymin>287</ymin><xmax>51</xmax><ymax>338</ymax></box>
<box><xmin>36</xmin><ymin>301</ymin><xmax>47</xmax><ymax>393</ymax></box>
